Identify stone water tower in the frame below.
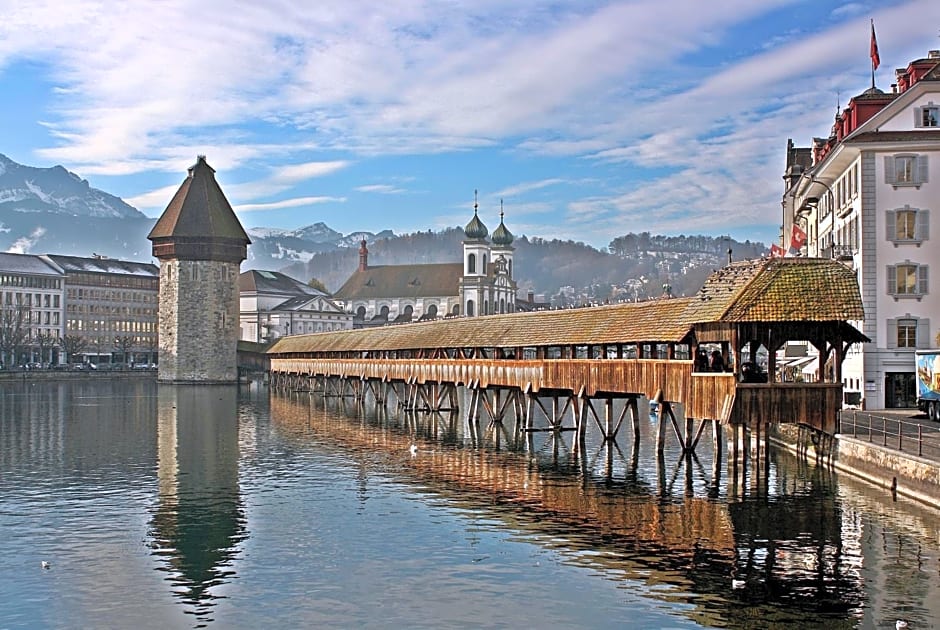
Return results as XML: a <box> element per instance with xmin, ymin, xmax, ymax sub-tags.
<box><xmin>148</xmin><ymin>156</ymin><xmax>250</xmax><ymax>383</ymax></box>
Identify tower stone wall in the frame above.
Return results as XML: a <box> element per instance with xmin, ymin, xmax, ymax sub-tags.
<box><xmin>158</xmin><ymin>259</ymin><xmax>241</xmax><ymax>383</ymax></box>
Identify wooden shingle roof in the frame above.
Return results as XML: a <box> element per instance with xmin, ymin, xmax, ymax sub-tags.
<box><xmin>269</xmin><ymin>296</ymin><xmax>696</xmax><ymax>354</ymax></box>
<box><xmin>691</xmin><ymin>257</ymin><xmax>864</xmax><ymax>322</ymax></box>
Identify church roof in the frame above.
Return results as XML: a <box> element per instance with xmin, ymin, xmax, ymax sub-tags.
<box><xmin>239</xmin><ymin>269</ymin><xmax>326</xmax><ymax>297</ymax></box>
<box><xmin>333</xmin><ymin>263</ymin><xmax>463</xmax><ymax>301</ymax></box>
<box><xmin>491</xmin><ymin>213</ymin><xmax>514</xmax><ymax>246</ymax></box>
<box><xmin>148</xmin><ymin>156</ymin><xmax>250</xmax><ymax>244</ymax></box>
<box><xmin>464</xmin><ymin>209</ymin><xmax>488</xmax><ymax>240</ymax></box>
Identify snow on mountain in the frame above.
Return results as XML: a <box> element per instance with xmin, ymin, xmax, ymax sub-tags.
<box><xmin>247</xmin><ymin>224</ymin><xmax>394</xmax><ymax>248</ymax></box>
<box><xmin>0</xmin><ymin>153</ymin><xmax>145</xmax><ymax>219</ymax></box>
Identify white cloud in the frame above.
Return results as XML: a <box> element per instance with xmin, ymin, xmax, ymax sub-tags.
<box><xmin>831</xmin><ymin>3</ymin><xmax>866</xmax><ymax>20</ymax></box>
<box><xmin>492</xmin><ymin>179</ymin><xmax>565</xmax><ymax>198</ymax></box>
<box><xmin>356</xmin><ymin>184</ymin><xmax>406</xmax><ymax>194</ymax></box>
<box><xmin>236</xmin><ymin>196</ymin><xmax>345</xmax><ymax>213</ymax></box>
<box><xmin>270</xmin><ymin>161</ymin><xmax>350</xmax><ymax>184</ymax></box>
<box><xmin>124</xmin><ymin>184</ymin><xmax>180</xmax><ymax>215</ymax></box>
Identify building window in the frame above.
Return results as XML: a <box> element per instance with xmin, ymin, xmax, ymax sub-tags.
<box><xmin>467</xmin><ymin>253</ymin><xmax>476</xmax><ymax>274</ymax></box>
<box><xmin>897</xmin><ymin>318</ymin><xmax>917</xmax><ymax>348</ymax></box>
<box><xmin>886</xmin><ymin>207</ymin><xmax>929</xmax><ymax>244</ymax></box>
<box><xmin>887</xmin><ymin>262</ymin><xmax>929</xmax><ymax>298</ymax></box>
<box><xmin>887</xmin><ymin>316</ymin><xmax>931</xmax><ymax>349</ymax></box>
<box><xmin>915</xmin><ymin>104</ymin><xmax>939</xmax><ymax>128</ymax></box>
<box><xmin>885</xmin><ymin>154</ymin><xmax>928</xmax><ymax>187</ymax></box>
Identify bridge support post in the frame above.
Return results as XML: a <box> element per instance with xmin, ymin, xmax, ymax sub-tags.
<box><xmin>630</xmin><ymin>398</ymin><xmax>640</xmax><ymax>448</ymax></box>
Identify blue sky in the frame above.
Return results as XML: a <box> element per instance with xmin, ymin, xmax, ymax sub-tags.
<box><xmin>2</xmin><ymin>0</ymin><xmax>939</xmax><ymax>249</ymax></box>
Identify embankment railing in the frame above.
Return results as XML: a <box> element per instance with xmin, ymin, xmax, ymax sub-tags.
<box><xmin>839</xmin><ymin>410</ymin><xmax>940</xmax><ymax>460</ymax></box>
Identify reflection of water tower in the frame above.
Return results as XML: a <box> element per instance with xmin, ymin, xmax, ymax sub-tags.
<box><xmin>151</xmin><ymin>385</ymin><xmax>245</xmax><ymax>619</ymax></box>
<box><xmin>148</xmin><ymin>156</ymin><xmax>250</xmax><ymax>383</ymax></box>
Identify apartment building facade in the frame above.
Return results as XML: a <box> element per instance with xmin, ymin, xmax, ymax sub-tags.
<box><xmin>783</xmin><ymin>50</ymin><xmax>940</xmax><ymax>408</ymax></box>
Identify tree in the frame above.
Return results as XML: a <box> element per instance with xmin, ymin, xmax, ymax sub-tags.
<box><xmin>113</xmin><ymin>336</ymin><xmax>135</xmax><ymax>366</ymax></box>
<box><xmin>144</xmin><ymin>335</ymin><xmax>159</xmax><ymax>365</ymax></box>
<box><xmin>35</xmin><ymin>331</ymin><xmax>58</xmax><ymax>366</ymax></box>
<box><xmin>307</xmin><ymin>277</ymin><xmax>328</xmax><ymax>293</ymax></box>
<box><xmin>60</xmin><ymin>335</ymin><xmax>88</xmax><ymax>365</ymax></box>
<box><xmin>0</xmin><ymin>304</ymin><xmax>30</xmax><ymax>367</ymax></box>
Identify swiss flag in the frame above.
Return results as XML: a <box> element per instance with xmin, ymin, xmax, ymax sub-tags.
<box><xmin>870</xmin><ymin>21</ymin><xmax>880</xmax><ymax>71</ymax></box>
<box><xmin>788</xmin><ymin>224</ymin><xmax>807</xmax><ymax>255</ymax></box>
<box><xmin>770</xmin><ymin>243</ymin><xmax>785</xmax><ymax>258</ymax></box>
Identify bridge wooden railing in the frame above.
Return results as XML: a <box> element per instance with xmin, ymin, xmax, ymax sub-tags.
<box><xmin>689</xmin><ymin>373</ymin><xmax>738</xmax><ymax>422</ymax></box>
<box><xmin>728</xmin><ymin>383</ymin><xmax>842</xmax><ymax>433</ymax></box>
<box><xmin>270</xmin><ymin>357</ymin><xmax>694</xmax><ymax>400</ymax></box>
<box><xmin>270</xmin><ymin>357</ymin><xmax>843</xmax><ymax>429</ymax></box>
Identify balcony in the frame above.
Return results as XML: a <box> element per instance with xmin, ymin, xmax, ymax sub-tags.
<box><xmin>821</xmin><ymin>244</ymin><xmax>855</xmax><ymax>261</ymax></box>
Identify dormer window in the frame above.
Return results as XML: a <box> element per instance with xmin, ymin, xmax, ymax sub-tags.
<box><xmin>915</xmin><ymin>103</ymin><xmax>939</xmax><ymax>128</ymax></box>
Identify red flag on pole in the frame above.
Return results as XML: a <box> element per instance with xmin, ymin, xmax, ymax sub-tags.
<box><xmin>870</xmin><ymin>20</ymin><xmax>880</xmax><ymax>71</ymax></box>
<box><xmin>788</xmin><ymin>224</ymin><xmax>807</xmax><ymax>256</ymax></box>
<box><xmin>770</xmin><ymin>243</ymin><xmax>785</xmax><ymax>258</ymax></box>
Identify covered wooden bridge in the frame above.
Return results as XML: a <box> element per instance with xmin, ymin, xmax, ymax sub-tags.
<box><xmin>266</xmin><ymin>257</ymin><xmax>866</xmax><ymax>455</ymax></box>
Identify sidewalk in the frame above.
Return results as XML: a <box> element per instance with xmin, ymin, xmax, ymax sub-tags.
<box><xmin>839</xmin><ymin>407</ymin><xmax>940</xmax><ymax>461</ymax></box>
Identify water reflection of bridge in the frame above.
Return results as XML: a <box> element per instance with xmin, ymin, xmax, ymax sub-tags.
<box><xmin>269</xmin><ymin>391</ymin><xmax>869</xmax><ymax>628</ymax></box>
<box><xmin>266</xmin><ymin>258</ymin><xmax>866</xmax><ymax>477</ymax></box>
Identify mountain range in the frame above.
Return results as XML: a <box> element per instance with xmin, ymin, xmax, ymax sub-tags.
<box><xmin>0</xmin><ymin>153</ymin><xmax>393</xmax><ymax>267</ymax></box>
<box><xmin>0</xmin><ymin>153</ymin><xmax>769</xmax><ymax>300</ymax></box>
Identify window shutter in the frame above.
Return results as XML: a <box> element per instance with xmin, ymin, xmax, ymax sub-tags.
<box><xmin>884</xmin><ymin>156</ymin><xmax>896</xmax><ymax>184</ymax></box>
<box><xmin>886</xmin><ymin>318</ymin><xmax>897</xmax><ymax>349</ymax></box>
<box><xmin>915</xmin><ymin>107</ymin><xmax>923</xmax><ymax>127</ymax></box>
<box><xmin>918</xmin><ymin>264</ymin><xmax>929</xmax><ymax>294</ymax></box>
<box><xmin>917</xmin><ymin>155</ymin><xmax>929</xmax><ymax>184</ymax></box>
<box><xmin>917</xmin><ymin>318</ymin><xmax>931</xmax><ymax>349</ymax></box>
<box><xmin>887</xmin><ymin>265</ymin><xmax>897</xmax><ymax>294</ymax></box>
<box><xmin>886</xmin><ymin>210</ymin><xmax>896</xmax><ymax>241</ymax></box>
<box><xmin>916</xmin><ymin>209</ymin><xmax>930</xmax><ymax>241</ymax></box>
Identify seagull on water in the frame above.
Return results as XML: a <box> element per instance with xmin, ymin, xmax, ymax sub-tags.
<box><xmin>731</xmin><ymin>578</ymin><xmax>745</xmax><ymax>589</ymax></box>
<box><xmin>897</xmin><ymin>621</ymin><xmax>909</xmax><ymax>630</ymax></box>
<box><xmin>409</xmin><ymin>444</ymin><xmax>418</xmax><ymax>457</ymax></box>
<box><xmin>41</xmin><ymin>561</ymin><xmax>51</xmax><ymax>570</ymax></box>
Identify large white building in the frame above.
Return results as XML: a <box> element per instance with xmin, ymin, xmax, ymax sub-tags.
<box><xmin>239</xmin><ymin>269</ymin><xmax>352</xmax><ymax>342</ymax></box>
<box><xmin>0</xmin><ymin>252</ymin><xmax>65</xmax><ymax>366</ymax></box>
<box><xmin>783</xmin><ymin>49</ymin><xmax>940</xmax><ymax>409</ymax></box>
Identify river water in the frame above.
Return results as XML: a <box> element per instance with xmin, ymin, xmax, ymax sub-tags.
<box><xmin>1</xmin><ymin>379</ymin><xmax>939</xmax><ymax>629</ymax></box>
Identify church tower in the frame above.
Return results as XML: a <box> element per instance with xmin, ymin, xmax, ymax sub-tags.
<box><xmin>148</xmin><ymin>156</ymin><xmax>250</xmax><ymax>383</ymax></box>
<box><xmin>490</xmin><ymin>200</ymin><xmax>517</xmax><ymax>314</ymax></box>
<box><xmin>459</xmin><ymin>190</ymin><xmax>490</xmax><ymax>317</ymax></box>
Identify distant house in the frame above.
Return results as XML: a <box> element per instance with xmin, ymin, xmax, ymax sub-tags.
<box><xmin>239</xmin><ymin>269</ymin><xmax>352</xmax><ymax>343</ymax></box>
<box><xmin>333</xmin><ymin>198</ymin><xmax>518</xmax><ymax>326</ymax></box>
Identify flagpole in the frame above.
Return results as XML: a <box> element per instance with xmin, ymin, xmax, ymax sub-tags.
<box><xmin>870</xmin><ymin>19</ymin><xmax>877</xmax><ymax>90</ymax></box>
